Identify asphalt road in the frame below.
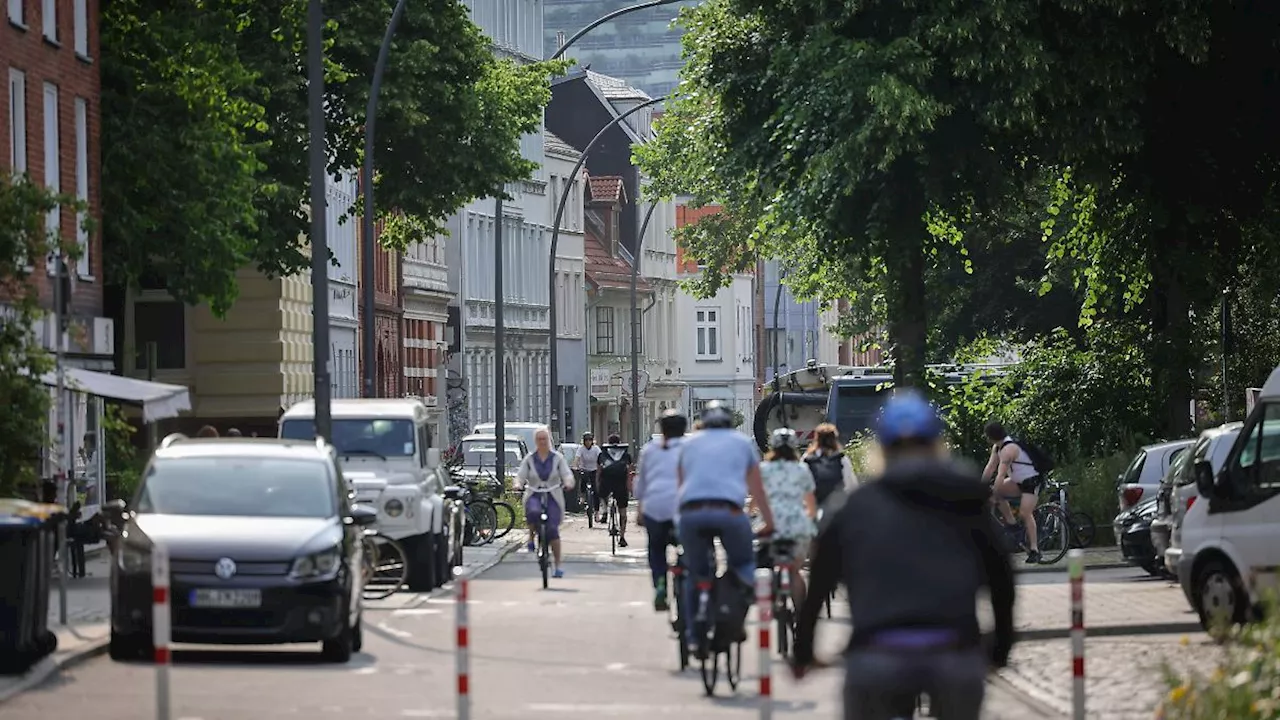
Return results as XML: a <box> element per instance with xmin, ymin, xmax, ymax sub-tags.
<box><xmin>1</xmin><ymin>518</ymin><xmax>1058</xmax><ymax>719</ymax></box>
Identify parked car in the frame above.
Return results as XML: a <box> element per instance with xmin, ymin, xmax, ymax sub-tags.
<box><xmin>1113</xmin><ymin>495</ymin><xmax>1162</xmax><ymax>575</ymax></box>
<box><xmin>1178</xmin><ymin>364</ymin><xmax>1280</xmax><ymax>638</ymax></box>
<box><xmin>1116</xmin><ymin>439</ymin><xmax>1196</xmax><ymax>512</ymax></box>
<box><xmin>1156</xmin><ymin>422</ymin><xmax>1242</xmax><ymax>582</ymax></box>
<box><xmin>106</xmin><ymin>435</ymin><xmax>375</xmax><ymax>663</ymax></box>
<box><xmin>472</xmin><ymin>422</ymin><xmax>549</xmax><ymax>456</ymax></box>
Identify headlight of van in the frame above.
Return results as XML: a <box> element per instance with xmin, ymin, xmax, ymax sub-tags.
<box><xmin>291</xmin><ymin>547</ymin><xmax>342</xmax><ymax>580</ymax></box>
<box><xmin>117</xmin><ymin>544</ymin><xmax>151</xmax><ymax>575</ymax></box>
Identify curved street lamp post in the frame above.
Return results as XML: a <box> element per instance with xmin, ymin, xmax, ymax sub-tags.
<box><xmin>630</xmin><ymin>201</ymin><xmax>660</xmax><ymax>447</ymax></box>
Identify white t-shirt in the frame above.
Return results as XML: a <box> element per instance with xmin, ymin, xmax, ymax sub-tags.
<box><xmin>576</xmin><ymin>444</ymin><xmax>602</xmax><ymax>472</ymax></box>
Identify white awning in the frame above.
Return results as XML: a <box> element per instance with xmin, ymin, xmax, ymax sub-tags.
<box><xmin>41</xmin><ymin>368</ymin><xmax>191</xmax><ymax>422</ymax></box>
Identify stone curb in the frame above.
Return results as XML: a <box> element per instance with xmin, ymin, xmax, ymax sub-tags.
<box><xmin>1016</xmin><ymin>561</ymin><xmax>1132</xmax><ymax>575</ymax></box>
<box><xmin>0</xmin><ymin>628</ymin><xmax>110</xmax><ymax>706</ymax></box>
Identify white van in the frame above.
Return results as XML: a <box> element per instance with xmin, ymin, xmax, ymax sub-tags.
<box><xmin>280</xmin><ymin>399</ymin><xmax>449</xmax><ymax>592</ymax></box>
<box><xmin>1178</xmin><ymin>364</ymin><xmax>1280</xmax><ymax>636</ymax></box>
<box><xmin>473</xmin><ymin>422</ymin><xmax>549</xmax><ymax>454</ymax></box>
<box><xmin>1160</xmin><ymin>423</ymin><xmax>1241</xmax><ymax>578</ymax></box>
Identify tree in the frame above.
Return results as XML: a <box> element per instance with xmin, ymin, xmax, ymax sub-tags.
<box><xmin>102</xmin><ymin>0</ymin><xmax>565</xmax><ymax>313</ymax></box>
<box><xmin>0</xmin><ymin>177</ymin><xmax>82</xmax><ymax>497</ymax></box>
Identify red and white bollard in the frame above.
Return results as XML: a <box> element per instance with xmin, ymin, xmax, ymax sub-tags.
<box><xmin>1068</xmin><ymin>548</ymin><xmax>1085</xmax><ymax>720</ymax></box>
<box><xmin>755</xmin><ymin>568</ymin><xmax>773</xmax><ymax>720</ymax></box>
<box><xmin>151</xmin><ymin>542</ymin><xmax>171</xmax><ymax>720</ymax></box>
<box><xmin>455</xmin><ymin>567</ymin><xmax>470</xmax><ymax>720</ymax></box>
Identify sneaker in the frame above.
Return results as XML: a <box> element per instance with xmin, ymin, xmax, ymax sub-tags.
<box><xmin>526</xmin><ymin>541</ymin><xmax>536</xmax><ymax>553</ymax></box>
<box><xmin>553</xmin><ymin>568</ymin><xmax>565</xmax><ymax>579</ymax></box>
<box><xmin>619</xmin><ymin>536</ymin><xmax>629</xmax><ymax>548</ymax></box>
<box><xmin>654</xmin><ymin>579</ymin><xmax>669</xmax><ymax>612</ymax></box>
<box><xmin>1026</xmin><ymin>550</ymin><xmax>1042</xmax><ymax>564</ymax></box>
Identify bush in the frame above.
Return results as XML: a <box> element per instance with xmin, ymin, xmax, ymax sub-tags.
<box><xmin>1157</xmin><ymin>599</ymin><xmax>1280</xmax><ymax>719</ymax></box>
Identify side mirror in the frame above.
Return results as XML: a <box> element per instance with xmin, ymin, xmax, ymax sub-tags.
<box><xmin>425</xmin><ymin>448</ymin><xmax>441</xmax><ymax>470</ymax></box>
<box><xmin>347</xmin><ymin>504</ymin><xmax>378</xmax><ymax>526</ymax></box>
<box><xmin>1193</xmin><ymin>460</ymin><xmax>1217</xmax><ymax>499</ymax></box>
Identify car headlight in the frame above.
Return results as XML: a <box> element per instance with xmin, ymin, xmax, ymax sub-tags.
<box><xmin>384</xmin><ymin>498</ymin><xmax>404</xmax><ymax>518</ymax></box>
<box><xmin>291</xmin><ymin>547</ymin><xmax>342</xmax><ymax>580</ymax></box>
<box><xmin>117</xmin><ymin>544</ymin><xmax>150</xmax><ymax>574</ymax></box>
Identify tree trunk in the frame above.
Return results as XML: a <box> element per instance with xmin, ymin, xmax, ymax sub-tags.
<box><xmin>886</xmin><ymin>234</ymin><xmax>928</xmax><ymax>389</ymax></box>
<box><xmin>1149</xmin><ymin>251</ymin><xmax>1195</xmax><ymax>437</ymax></box>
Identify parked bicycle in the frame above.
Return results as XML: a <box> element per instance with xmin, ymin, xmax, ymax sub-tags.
<box><xmin>1043</xmin><ymin>475</ymin><xmax>1096</xmax><ymax>548</ymax></box>
<box><xmin>361</xmin><ymin>527</ymin><xmax>409</xmax><ymax>601</ymax></box>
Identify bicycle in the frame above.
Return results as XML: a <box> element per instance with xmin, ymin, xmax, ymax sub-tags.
<box><xmin>521</xmin><ymin>482</ymin><xmax>563</xmax><ymax>589</ymax></box>
<box><xmin>757</xmin><ymin>537</ymin><xmax>798</xmax><ymax>659</ymax></box>
<box><xmin>990</xmin><ymin>494</ymin><xmax>1072</xmax><ymax>565</ymax></box>
<box><xmin>688</xmin><ymin>527</ymin><xmax>746</xmax><ymax>697</ymax></box>
<box><xmin>577</xmin><ymin>470</ymin><xmax>596</xmax><ymax>529</ymax></box>
<box><xmin>443</xmin><ymin>484</ymin><xmax>467</xmax><ymax>573</ymax></box>
<box><xmin>470</xmin><ymin>472</ymin><xmax>517</xmax><ymax>541</ymax></box>
<box><xmin>361</xmin><ymin>528</ymin><xmax>409</xmax><ymax>601</ymax></box>
<box><xmin>666</xmin><ymin>528</ymin><xmax>690</xmax><ymax>671</ymax></box>
<box><xmin>1043</xmin><ymin>475</ymin><xmax>1096</xmax><ymax>548</ymax></box>
<box><xmin>607</xmin><ymin>495</ymin><xmax>621</xmax><ymax>556</ymax></box>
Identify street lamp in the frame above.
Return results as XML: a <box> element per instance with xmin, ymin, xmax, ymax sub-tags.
<box><xmin>630</xmin><ymin>201</ymin><xmax>660</xmax><ymax>448</ymax></box>
<box><xmin>360</xmin><ymin>0</ymin><xmax>409</xmax><ymax>399</ymax></box>
<box><xmin>308</xmin><ymin>0</ymin><xmax>332</xmax><ymax>439</ymax></box>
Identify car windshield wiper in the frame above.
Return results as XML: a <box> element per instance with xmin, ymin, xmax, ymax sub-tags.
<box><xmin>340</xmin><ymin>448</ymin><xmax>388</xmax><ymax>460</ymax></box>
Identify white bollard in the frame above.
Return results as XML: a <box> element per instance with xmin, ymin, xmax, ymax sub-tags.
<box><xmin>455</xmin><ymin>567</ymin><xmax>470</xmax><ymax>720</ymax></box>
<box><xmin>755</xmin><ymin>568</ymin><xmax>773</xmax><ymax>720</ymax></box>
<box><xmin>1068</xmin><ymin>548</ymin><xmax>1085</xmax><ymax>720</ymax></box>
<box><xmin>151</xmin><ymin>542</ymin><xmax>171</xmax><ymax>720</ymax></box>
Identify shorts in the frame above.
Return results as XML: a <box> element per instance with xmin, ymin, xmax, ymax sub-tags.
<box><xmin>1015</xmin><ymin>474</ymin><xmax>1043</xmax><ymax>496</ymax></box>
<box><xmin>599</xmin><ymin>475</ymin><xmax>629</xmax><ymax>506</ymax></box>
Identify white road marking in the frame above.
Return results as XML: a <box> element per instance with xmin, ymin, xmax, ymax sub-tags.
<box><xmin>525</xmin><ymin>703</ymin><xmax>703</xmax><ymax>714</ymax></box>
<box><xmin>604</xmin><ymin>662</ymin><xmax>627</xmax><ymax>671</ymax></box>
<box><xmin>351</xmin><ymin>666</ymin><xmax>379</xmax><ymax>675</ymax></box>
<box><xmin>376</xmin><ymin>621</ymin><xmax>413</xmax><ymax>638</ymax></box>
<box><xmin>400</xmin><ymin>709</ymin><xmax>454</xmax><ymax>717</ymax></box>
<box><xmin>391</xmin><ymin>608</ymin><xmax>442</xmax><ymax>616</ymax></box>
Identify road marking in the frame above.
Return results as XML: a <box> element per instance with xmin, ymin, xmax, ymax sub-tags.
<box><xmin>377</xmin><ymin>621</ymin><xmax>413</xmax><ymax>638</ymax></box>
<box><xmin>399</xmin><ymin>709</ymin><xmax>454</xmax><ymax>717</ymax></box>
<box><xmin>392</xmin><ymin>608</ymin><xmax>442</xmax><ymax>616</ymax></box>
<box><xmin>526</xmin><ymin>703</ymin><xmax>700</xmax><ymax>714</ymax></box>
<box><xmin>352</xmin><ymin>666</ymin><xmax>378</xmax><ymax>675</ymax></box>
<box><xmin>605</xmin><ymin>662</ymin><xmax>627</xmax><ymax>671</ymax></box>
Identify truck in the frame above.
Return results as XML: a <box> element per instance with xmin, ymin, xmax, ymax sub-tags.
<box><xmin>279</xmin><ymin>398</ymin><xmax>451</xmax><ymax>592</ymax></box>
<box><xmin>750</xmin><ymin>361</ymin><xmax>1014</xmax><ymax>450</ymax></box>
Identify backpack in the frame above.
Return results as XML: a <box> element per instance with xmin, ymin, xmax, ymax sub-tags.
<box><xmin>1002</xmin><ymin>438</ymin><xmax>1055</xmax><ymax>476</ymax></box>
<box><xmin>598</xmin><ymin>445</ymin><xmax>630</xmax><ymax>480</ymax></box>
<box><xmin>710</xmin><ymin>573</ymin><xmax>751</xmax><ymax>649</ymax></box>
<box><xmin>805</xmin><ymin>453</ymin><xmax>845</xmax><ymax>504</ymax></box>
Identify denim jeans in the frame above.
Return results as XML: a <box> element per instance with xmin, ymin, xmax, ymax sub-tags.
<box><xmin>642</xmin><ymin>515</ymin><xmax>675</xmax><ymax>586</ymax></box>
<box><xmin>676</xmin><ymin>505</ymin><xmax>756</xmax><ymax>642</ymax></box>
<box><xmin>842</xmin><ymin>648</ymin><xmax>986</xmax><ymax>720</ymax></box>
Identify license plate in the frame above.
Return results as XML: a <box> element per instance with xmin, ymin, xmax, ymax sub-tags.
<box><xmin>189</xmin><ymin>588</ymin><xmax>262</xmax><ymax>608</ymax></box>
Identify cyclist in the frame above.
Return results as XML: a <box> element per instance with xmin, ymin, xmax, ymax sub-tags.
<box><xmin>513</xmin><ymin>426</ymin><xmax>575</xmax><ymax>579</ymax></box>
<box><xmin>792</xmin><ymin>391</ymin><xmax>1015</xmax><ymax>720</ymax></box>
<box><xmin>677</xmin><ymin>401</ymin><xmax>776</xmax><ymax>646</ymax></box>
<box><xmin>633</xmin><ymin>409</ymin><xmax>687</xmax><ymax>610</ymax></box>
<box><xmin>597</xmin><ymin>434</ymin><xmax>633</xmax><ymax>547</ymax></box>
<box><xmin>803</xmin><ymin>422</ymin><xmax>859</xmax><ymax>509</ymax></box>
<box><xmin>573</xmin><ymin>431</ymin><xmax>602</xmax><ymax>516</ymax></box>
<box><xmin>982</xmin><ymin>421</ymin><xmax>1041</xmax><ymax>564</ymax></box>
<box><xmin>755</xmin><ymin>428</ymin><xmax>818</xmax><ymax>607</ymax></box>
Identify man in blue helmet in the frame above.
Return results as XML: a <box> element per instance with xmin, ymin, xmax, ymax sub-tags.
<box><xmin>791</xmin><ymin>390</ymin><xmax>1015</xmax><ymax>720</ymax></box>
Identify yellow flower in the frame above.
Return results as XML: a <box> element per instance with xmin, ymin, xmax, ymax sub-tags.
<box><xmin>1180</xmin><ymin>635</ymin><xmax>1191</xmax><ymax>646</ymax></box>
<box><xmin>1168</xmin><ymin>685</ymin><xmax>1190</xmax><ymax>704</ymax></box>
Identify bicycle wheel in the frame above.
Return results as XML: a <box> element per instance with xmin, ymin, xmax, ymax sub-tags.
<box><xmin>491</xmin><ymin>501</ymin><xmax>517</xmax><ymax>540</ymax></box>
<box><xmin>362</xmin><ymin>534</ymin><xmax>408</xmax><ymax>601</ymax></box>
<box><xmin>699</xmin><ymin>637</ymin><xmax>719</xmax><ymax>696</ymax></box>
<box><xmin>776</xmin><ymin>596</ymin><xmax>791</xmax><ymax>659</ymax></box>
<box><xmin>1070</xmin><ymin>510</ymin><xmax>1097</xmax><ymax>548</ymax></box>
<box><xmin>1033</xmin><ymin>504</ymin><xmax>1072</xmax><ymax>565</ymax></box>
<box><xmin>609</xmin><ymin>504</ymin><xmax>619</xmax><ymax>556</ymax></box>
<box><xmin>469</xmin><ymin>500</ymin><xmax>499</xmax><ymax>546</ymax></box>
<box><xmin>726</xmin><ymin>641</ymin><xmax>742</xmax><ymax>691</ymax></box>
<box><xmin>672</xmin><ymin>571</ymin><xmax>689</xmax><ymax>670</ymax></box>
<box><xmin>539</xmin><ymin>525</ymin><xmax>550</xmax><ymax>589</ymax></box>
<box><xmin>585</xmin><ymin>483</ymin><xmax>595</xmax><ymax>528</ymax></box>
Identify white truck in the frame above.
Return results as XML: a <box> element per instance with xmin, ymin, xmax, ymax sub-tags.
<box><xmin>280</xmin><ymin>399</ymin><xmax>451</xmax><ymax>591</ymax></box>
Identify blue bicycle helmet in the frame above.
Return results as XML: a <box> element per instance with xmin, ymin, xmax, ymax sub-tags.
<box><xmin>873</xmin><ymin>390</ymin><xmax>945</xmax><ymax>447</ymax></box>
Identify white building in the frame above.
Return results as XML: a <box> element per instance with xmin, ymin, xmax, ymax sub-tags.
<box><xmin>446</xmin><ymin>0</ymin><xmax>554</xmax><ymax>443</ymax></box>
<box><xmin>545</xmin><ymin>132</ymin><xmax>588</xmax><ymax>441</ymax></box>
<box><xmin>326</xmin><ymin>171</ymin><xmax>360</xmax><ymax>400</ymax></box>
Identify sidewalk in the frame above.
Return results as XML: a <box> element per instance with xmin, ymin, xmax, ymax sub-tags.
<box><xmin>1015</xmin><ymin>546</ymin><xmax>1129</xmax><ymax>574</ymax></box>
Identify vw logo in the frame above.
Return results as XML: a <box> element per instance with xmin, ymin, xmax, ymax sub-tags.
<box><xmin>213</xmin><ymin>558</ymin><xmax>237</xmax><ymax>580</ymax></box>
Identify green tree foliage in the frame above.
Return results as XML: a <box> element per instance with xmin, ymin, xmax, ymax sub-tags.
<box><xmin>102</xmin><ymin>0</ymin><xmax>563</xmax><ymax>313</ymax></box>
<box><xmin>0</xmin><ymin>177</ymin><xmax>82</xmax><ymax>497</ymax></box>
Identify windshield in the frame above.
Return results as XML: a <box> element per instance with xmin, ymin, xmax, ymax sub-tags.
<box><xmin>280</xmin><ymin>418</ymin><xmax>416</xmax><ymax>458</ymax></box>
<box><xmin>475</xmin><ymin>424</ymin><xmax>539</xmax><ymax>450</ymax></box>
<box><xmin>461</xmin><ymin>448</ymin><xmax>522</xmax><ymax>469</ymax></box>
<box><xmin>135</xmin><ymin>458</ymin><xmax>337</xmax><ymax>518</ymax></box>
<box><xmin>830</xmin><ymin>383</ymin><xmax>887</xmax><ymax>439</ymax></box>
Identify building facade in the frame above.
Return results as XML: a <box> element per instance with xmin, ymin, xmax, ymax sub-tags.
<box><xmin>402</xmin><ymin>220</ymin><xmax>452</xmax><ymax>444</ymax></box>
<box><xmin>543</xmin><ymin>0</ymin><xmax>698</xmax><ymax>98</ymax></box>
<box><xmin>761</xmin><ymin>259</ymin><xmax>831</xmax><ymax>382</ymax></box>
<box><xmin>675</xmin><ymin>205</ymin><xmax>758</xmax><ymax>427</ymax></box>
<box><xmin>446</xmin><ymin>0</ymin><xmax>553</xmax><ymax>445</ymax></box>
<box><xmin>546</xmin><ymin>131</ymin><xmax>588</xmax><ymax>441</ymax></box>
<box><xmin>326</xmin><ymin>171</ymin><xmax>359</xmax><ymax>400</ymax></box>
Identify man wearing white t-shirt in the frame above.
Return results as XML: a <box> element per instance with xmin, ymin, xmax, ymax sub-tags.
<box><xmin>573</xmin><ymin>432</ymin><xmax>602</xmax><ymax>516</ymax></box>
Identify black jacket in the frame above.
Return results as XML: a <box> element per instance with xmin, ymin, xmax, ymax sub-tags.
<box><xmin>793</xmin><ymin>456</ymin><xmax>1015</xmax><ymax>667</ymax></box>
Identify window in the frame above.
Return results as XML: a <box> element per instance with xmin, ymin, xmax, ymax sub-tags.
<box><xmin>42</xmin><ymin>0</ymin><xmax>55</xmax><ymax>41</ymax></box>
<box><xmin>8</xmin><ymin>0</ymin><xmax>23</xmax><ymax>26</ymax></box>
<box><xmin>1236</xmin><ymin>403</ymin><xmax>1280</xmax><ymax>490</ymax></box>
<box><xmin>42</xmin><ymin>83</ymin><xmax>59</xmax><ymax>264</ymax></box>
<box><xmin>7</xmin><ymin>69</ymin><xmax>25</xmax><ymax>172</ymax></box>
<box><xmin>73</xmin><ymin>97</ymin><xmax>89</xmax><ymax>276</ymax></box>
<box><xmin>695</xmin><ymin>308</ymin><xmax>720</xmax><ymax>360</ymax></box>
<box><xmin>133</xmin><ymin>300</ymin><xmax>186</xmax><ymax>370</ymax></box>
<box><xmin>596</xmin><ymin>306</ymin><xmax>616</xmax><ymax>355</ymax></box>
<box><xmin>282</xmin><ymin>418</ymin><xmax>418</xmax><ymax>458</ymax></box>
<box><xmin>136</xmin><ymin>458</ymin><xmax>337</xmax><ymax>518</ymax></box>
<box><xmin>73</xmin><ymin>0</ymin><xmax>88</xmax><ymax>56</ymax></box>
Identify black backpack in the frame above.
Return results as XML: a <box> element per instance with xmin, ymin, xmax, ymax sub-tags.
<box><xmin>805</xmin><ymin>453</ymin><xmax>845</xmax><ymax>503</ymax></box>
<box><xmin>1002</xmin><ymin>438</ymin><xmax>1055</xmax><ymax>476</ymax></box>
<box><xmin>598</xmin><ymin>445</ymin><xmax>630</xmax><ymax>480</ymax></box>
<box><xmin>711</xmin><ymin>573</ymin><xmax>751</xmax><ymax>649</ymax></box>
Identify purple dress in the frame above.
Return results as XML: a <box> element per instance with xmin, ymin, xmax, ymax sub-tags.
<box><xmin>523</xmin><ymin>451</ymin><xmax>566</xmax><ymax>540</ymax></box>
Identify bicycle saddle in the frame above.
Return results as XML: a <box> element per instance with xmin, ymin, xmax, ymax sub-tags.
<box><xmin>442</xmin><ymin>485</ymin><xmax>466</xmax><ymax>500</ymax></box>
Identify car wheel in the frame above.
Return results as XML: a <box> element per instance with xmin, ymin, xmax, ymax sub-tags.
<box><xmin>1139</xmin><ymin>558</ymin><xmax>1163</xmax><ymax>577</ymax></box>
<box><xmin>1195</xmin><ymin>559</ymin><xmax>1247</xmax><ymax>641</ymax></box>
<box><xmin>351</xmin><ymin>613</ymin><xmax>363</xmax><ymax>654</ymax></box>
<box><xmin>321</xmin><ymin>618</ymin><xmax>354</xmax><ymax>663</ymax></box>
<box><xmin>108</xmin><ymin>628</ymin><xmax>151</xmax><ymax>662</ymax></box>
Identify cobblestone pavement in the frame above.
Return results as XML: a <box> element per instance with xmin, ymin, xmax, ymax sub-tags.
<box><xmin>998</xmin><ymin>569</ymin><xmax>1225</xmax><ymax>719</ymax></box>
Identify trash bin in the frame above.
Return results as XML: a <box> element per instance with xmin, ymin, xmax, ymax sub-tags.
<box><xmin>0</xmin><ymin>500</ymin><xmax>65</xmax><ymax>675</ymax></box>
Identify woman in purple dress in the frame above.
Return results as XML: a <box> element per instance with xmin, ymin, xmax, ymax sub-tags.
<box><xmin>514</xmin><ymin>426</ymin><xmax>575</xmax><ymax>578</ymax></box>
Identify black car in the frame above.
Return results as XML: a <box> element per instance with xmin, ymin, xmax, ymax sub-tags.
<box><xmin>1113</xmin><ymin>495</ymin><xmax>1161</xmax><ymax>576</ymax></box>
<box><xmin>107</xmin><ymin>436</ymin><xmax>377</xmax><ymax>663</ymax></box>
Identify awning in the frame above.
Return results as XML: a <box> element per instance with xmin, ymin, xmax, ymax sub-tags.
<box><xmin>691</xmin><ymin>386</ymin><xmax>736</xmax><ymax>401</ymax></box>
<box><xmin>40</xmin><ymin>368</ymin><xmax>192</xmax><ymax>422</ymax></box>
